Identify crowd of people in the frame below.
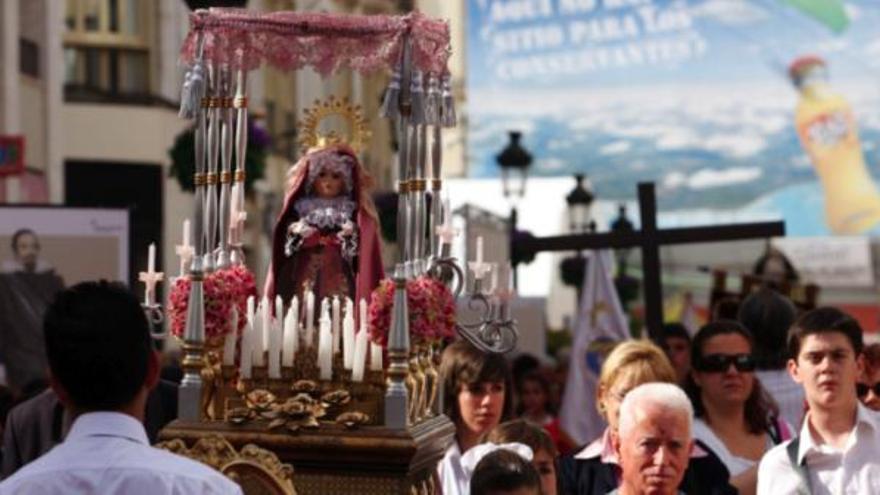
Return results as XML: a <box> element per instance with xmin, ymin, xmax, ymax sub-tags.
<box><xmin>441</xmin><ymin>288</ymin><xmax>880</xmax><ymax>495</ymax></box>
<box><xmin>2</xmin><ymin>279</ymin><xmax>880</xmax><ymax>494</ymax></box>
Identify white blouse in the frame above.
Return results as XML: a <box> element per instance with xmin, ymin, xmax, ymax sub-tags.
<box><xmin>693</xmin><ymin>418</ymin><xmax>774</xmax><ymax>476</ymax></box>
<box><xmin>438</xmin><ymin>442</ymin><xmax>469</xmax><ymax>495</ymax></box>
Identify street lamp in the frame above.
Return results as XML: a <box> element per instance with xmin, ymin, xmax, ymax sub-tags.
<box><xmin>496</xmin><ymin>131</ymin><xmax>532</xmax><ymax>199</ymax></box>
<box><xmin>497</xmin><ymin>131</ymin><xmax>532</xmax><ymax>290</ymax></box>
<box><xmin>610</xmin><ymin>203</ymin><xmax>634</xmax><ymax>273</ymax></box>
<box><xmin>609</xmin><ymin>203</ymin><xmax>639</xmax><ymax>309</ymax></box>
<box><xmin>559</xmin><ymin>174</ymin><xmax>596</xmax><ymax>306</ymax></box>
<box><xmin>565</xmin><ymin>173</ymin><xmax>595</xmax><ymax>233</ymax></box>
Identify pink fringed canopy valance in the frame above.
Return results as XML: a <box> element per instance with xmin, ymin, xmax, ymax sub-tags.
<box><xmin>179</xmin><ymin>8</ymin><xmax>451</xmax><ymax>76</ymax></box>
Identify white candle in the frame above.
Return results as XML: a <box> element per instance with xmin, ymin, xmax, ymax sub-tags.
<box><xmin>304</xmin><ymin>289</ymin><xmax>315</xmax><ymax>348</ymax></box>
<box><xmin>497</xmin><ymin>263</ymin><xmax>515</xmax><ymax>301</ymax></box>
<box><xmin>352</xmin><ymin>329</ymin><xmax>368</xmax><ymax>382</ymax></box>
<box><xmin>240</xmin><ymin>296</ymin><xmax>255</xmax><ymax>378</ymax></box>
<box><xmin>436</xmin><ymin>198</ymin><xmax>457</xmax><ymax>247</ymax></box>
<box><xmin>359</xmin><ymin>298</ymin><xmax>368</xmax><ymax>331</ymax></box>
<box><xmin>318</xmin><ymin>305</ymin><xmax>333</xmax><ymax>381</ymax></box>
<box><xmin>253</xmin><ymin>300</ymin><xmax>265</xmax><ymax>367</ymax></box>
<box><xmin>370</xmin><ymin>342</ymin><xmax>383</xmax><ymax>372</ymax></box>
<box><xmin>468</xmin><ymin>236</ymin><xmax>493</xmax><ymax>282</ymax></box>
<box><xmin>331</xmin><ymin>296</ymin><xmax>341</xmax><ymax>355</ymax></box>
<box><xmin>138</xmin><ymin>242</ymin><xmax>164</xmax><ymax>306</ymax></box>
<box><xmin>176</xmin><ymin>219</ymin><xmax>194</xmax><ymax>278</ymax></box>
<box><xmin>261</xmin><ymin>296</ymin><xmax>270</xmax><ymax>354</ymax></box>
<box><xmin>268</xmin><ymin>296</ymin><xmax>283</xmax><ymax>378</ymax></box>
<box><xmin>148</xmin><ymin>242</ymin><xmax>156</xmax><ymax>273</ymax></box>
<box><xmin>343</xmin><ymin>298</ymin><xmax>355</xmax><ymax>370</ymax></box>
<box><xmin>223</xmin><ymin>308</ymin><xmax>238</xmax><ymax>366</ymax></box>
<box><xmin>282</xmin><ymin>296</ymin><xmax>298</xmax><ymax>367</ymax></box>
<box><xmin>275</xmin><ymin>294</ymin><xmax>284</xmax><ymax>353</ymax></box>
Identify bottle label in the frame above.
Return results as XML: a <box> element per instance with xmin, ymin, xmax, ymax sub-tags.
<box><xmin>801</xmin><ymin>111</ymin><xmax>851</xmax><ymax>148</ymax></box>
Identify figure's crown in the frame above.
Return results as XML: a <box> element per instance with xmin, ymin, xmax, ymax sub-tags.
<box><xmin>298</xmin><ymin>95</ymin><xmax>371</xmax><ymax>154</ymax></box>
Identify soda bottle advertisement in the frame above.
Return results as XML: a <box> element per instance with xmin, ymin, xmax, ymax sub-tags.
<box><xmin>466</xmin><ymin>0</ymin><xmax>880</xmax><ymax>236</ymax></box>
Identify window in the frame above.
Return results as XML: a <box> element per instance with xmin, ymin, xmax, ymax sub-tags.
<box><xmin>64</xmin><ymin>0</ymin><xmax>150</xmax><ymax>98</ymax></box>
<box><xmin>20</xmin><ymin>38</ymin><xmax>39</xmax><ymax>78</ymax></box>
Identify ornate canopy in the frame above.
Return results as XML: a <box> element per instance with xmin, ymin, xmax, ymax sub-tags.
<box><xmin>179</xmin><ymin>9</ymin><xmax>452</xmax><ymax>77</ymax></box>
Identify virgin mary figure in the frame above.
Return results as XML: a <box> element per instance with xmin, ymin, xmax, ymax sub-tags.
<box><xmin>264</xmin><ymin>144</ymin><xmax>384</xmax><ymax>323</ymax></box>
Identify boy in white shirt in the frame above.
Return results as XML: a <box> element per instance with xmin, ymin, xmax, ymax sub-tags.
<box><xmin>756</xmin><ymin>306</ymin><xmax>880</xmax><ymax>495</ymax></box>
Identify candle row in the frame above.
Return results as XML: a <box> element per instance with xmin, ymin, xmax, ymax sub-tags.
<box><xmin>232</xmin><ymin>294</ymin><xmax>382</xmax><ymax>382</ymax></box>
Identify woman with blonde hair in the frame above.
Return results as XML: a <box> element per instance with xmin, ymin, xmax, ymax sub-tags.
<box><xmin>557</xmin><ymin>340</ymin><xmax>735</xmax><ymax>494</ymax></box>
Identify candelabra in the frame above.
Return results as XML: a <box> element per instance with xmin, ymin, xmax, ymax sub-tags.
<box><xmin>143</xmin><ymin>302</ymin><xmax>168</xmax><ymax>341</ymax></box>
<box><xmin>425</xmin><ymin>241</ymin><xmax>517</xmax><ymax>354</ymax></box>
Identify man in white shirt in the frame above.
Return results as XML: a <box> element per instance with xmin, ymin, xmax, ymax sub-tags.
<box><xmin>0</xmin><ymin>281</ymin><xmax>241</xmax><ymax>494</ymax></box>
<box><xmin>610</xmin><ymin>382</ymin><xmax>694</xmax><ymax>495</ymax></box>
<box><xmin>756</xmin><ymin>306</ymin><xmax>880</xmax><ymax>495</ymax></box>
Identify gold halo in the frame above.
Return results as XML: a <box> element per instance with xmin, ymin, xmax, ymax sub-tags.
<box><xmin>297</xmin><ymin>95</ymin><xmax>371</xmax><ymax>154</ymax></box>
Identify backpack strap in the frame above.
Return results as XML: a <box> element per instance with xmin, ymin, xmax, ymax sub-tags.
<box><xmin>768</xmin><ymin>416</ymin><xmax>794</xmax><ymax>445</ymax></box>
<box><xmin>785</xmin><ymin>436</ymin><xmax>812</xmax><ymax>495</ymax></box>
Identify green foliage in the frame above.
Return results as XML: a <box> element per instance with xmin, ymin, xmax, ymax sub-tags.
<box><xmin>168</xmin><ymin>125</ymin><xmax>267</xmax><ymax>193</ymax></box>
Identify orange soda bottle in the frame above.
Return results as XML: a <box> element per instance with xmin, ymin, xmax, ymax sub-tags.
<box><xmin>791</xmin><ymin>55</ymin><xmax>880</xmax><ymax>234</ymax></box>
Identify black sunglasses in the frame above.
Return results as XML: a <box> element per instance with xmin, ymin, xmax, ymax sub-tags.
<box><xmin>694</xmin><ymin>353</ymin><xmax>756</xmax><ymax>373</ymax></box>
<box><xmin>856</xmin><ymin>382</ymin><xmax>880</xmax><ymax>398</ymax></box>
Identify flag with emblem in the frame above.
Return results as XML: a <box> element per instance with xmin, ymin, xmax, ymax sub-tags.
<box><xmin>559</xmin><ymin>250</ymin><xmax>630</xmax><ymax>445</ymax></box>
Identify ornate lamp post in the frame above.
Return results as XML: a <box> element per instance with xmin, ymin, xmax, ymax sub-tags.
<box><xmin>566</xmin><ymin>173</ymin><xmax>595</xmax><ymax>233</ymax></box>
<box><xmin>610</xmin><ymin>204</ymin><xmax>634</xmax><ymax>273</ymax></box>
<box><xmin>496</xmin><ymin>131</ymin><xmax>532</xmax><ymax>199</ymax></box>
<box><xmin>496</xmin><ymin>131</ymin><xmax>532</xmax><ymax>290</ymax></box>
<box><xmin>610</xmin><ymin>203</ymin><xmax>639</xmax><ymax>310</ymax></box>
<box><xmin>560</xmin><ymin>174</ymin><xmax>596</xmax><ymax>304</ymax></box>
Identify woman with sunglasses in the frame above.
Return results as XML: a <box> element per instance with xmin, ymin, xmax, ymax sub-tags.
<box><xmin>685</xmin><ymin>321</ymin><xmax>792</xmax><ymax>495</ymax></box>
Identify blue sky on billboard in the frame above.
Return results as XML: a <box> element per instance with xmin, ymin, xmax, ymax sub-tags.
<box><xmin>465</xmin><ymin>0</ymin><xmax>880</xmax><ymax>235</ymax></box>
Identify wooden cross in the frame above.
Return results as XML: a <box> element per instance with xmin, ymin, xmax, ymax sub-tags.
<box><xmin>514</xmin><ymin>182</ymin><xmax>785</xmax><ymax>340</ymax></box>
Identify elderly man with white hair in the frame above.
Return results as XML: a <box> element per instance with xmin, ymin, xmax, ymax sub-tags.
<box><xmin>609</xmin><ymin>383</ymin><xmax>694</xmax><ymax>495</ymax></box>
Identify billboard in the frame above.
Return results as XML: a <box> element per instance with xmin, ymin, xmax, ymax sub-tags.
<box><xmin>466</xmin><ymin>0</ymin><xmax>880</xmax><ymax>236</ymax></box>
<box><xmin>0</xmin><ymin>206</ymin><xmax>130</xmax><ymax>285</ymax></box>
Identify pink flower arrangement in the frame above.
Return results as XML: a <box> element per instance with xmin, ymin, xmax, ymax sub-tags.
<box><xmin>368</xmin><ymin>275</ymin><xmax>456</xmax><ymax>347</ymax></box>
<box><xmin>168</xmin><ymin>265</ymin><xmax>257</xmax><ymax>345</ymax></box>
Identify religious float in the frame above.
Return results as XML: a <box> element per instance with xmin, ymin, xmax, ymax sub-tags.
<box><xmin>147</xmin><ymin>7</ymin><xmax>519</xmax><ymax>495</ymax></box>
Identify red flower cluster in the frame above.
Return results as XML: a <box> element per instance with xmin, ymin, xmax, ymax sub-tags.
<box><xmin>367</xmin><ymin>275</ymin><xmax>456</xmax><ymax>347</ymax></box>
<box><xmin>168</xmin><ymin>265</ymin><xmax>257</xmax><ymax>343</ymax></box>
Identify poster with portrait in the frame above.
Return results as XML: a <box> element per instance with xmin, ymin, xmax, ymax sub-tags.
<box><xmin>0</xmin><ymin>206</ymin><xmax>130</xmax><ymax>284</ymax></box>
<box><xmin>467</xmin><ymin>0</ymin><xmax>880</xmax><ymax>236</ymax></box>
<box><xmin>0</xmin><ymin>206</ymin><xmax>129</xmax><ymax>390</ymax></box>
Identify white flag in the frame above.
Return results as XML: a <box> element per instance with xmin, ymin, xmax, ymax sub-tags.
<box><xmin>559</xmin><ymin>250</ymin><xmax>630</xmax><ymax>446</ymax></box>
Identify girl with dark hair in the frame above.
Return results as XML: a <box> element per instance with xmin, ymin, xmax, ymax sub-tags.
<box><xmin>737</xmin><ymin>288</ymin><xmax>804</xmax><ymax>428</ymax></box>
<box><xmin>486</xmin><ymin>419</ymin><xmax>557</xmax><ymax>495</ymax></box>
<box><xmin>686</xmin><ymin>320</ymin><xmax>792</xmax><ymax>495</ymax></box>
<box><xmin>438</xmin><ymin>340</ymin><xmax>513</xmax><ymax>495</ymax></box>
<box><xmin>469</xmin><ymin>449</ymin><xmax>542</xmax><ymax>495</ymax></box>
<box><xmin>516</xmin><ymin>372</ymin><xmax>571</xmax><ymax>455</ymax></box>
